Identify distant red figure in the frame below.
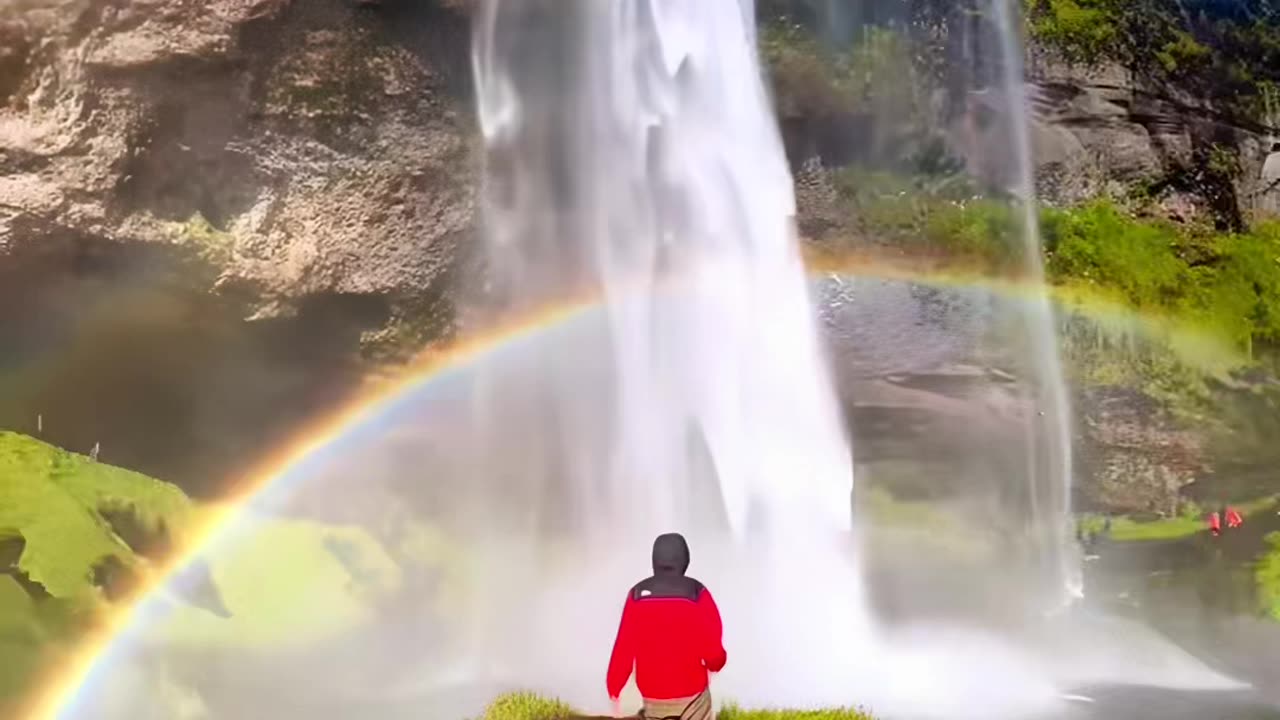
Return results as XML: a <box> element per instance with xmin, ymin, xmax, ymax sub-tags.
<box><xmin>1226</xmin><ymin>507</ymin><xmax>1244</xmax><ymax>529</ymax></box>
<box><xmin>1208</xmin><ymin>511</ymin><xmax>1222</xmax><ymax>537</ymax></box>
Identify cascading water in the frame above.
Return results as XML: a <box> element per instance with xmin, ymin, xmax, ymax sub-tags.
<box><xmin>988</xmin><ymin>0</ymin><xmax>1082</xmax><ymax>606</ymax></box>
<box><xmin>472</xmin><ymin>0</ymin><xmax>855</xmax><ymax>541</ymax></box>
<box><xmin>464</xmin><ymin>0</ymin><xmax>872</xmax><ymax>709</ymax></box>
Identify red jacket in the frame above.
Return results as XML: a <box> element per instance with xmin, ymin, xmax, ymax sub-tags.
<box><xmin>1226</xmin><ymin>507</ymin><xmax>1244</xmax><ymax>528</ymax></box>
<box><xmin>606</xmin><ymin>581</ymin><xmax>726</xmax><ymax>700</ymax></box>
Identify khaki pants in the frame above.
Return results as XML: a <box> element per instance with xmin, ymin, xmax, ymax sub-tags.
<box><xmin>640</xmin><ymin>690</ymin><xmax>712</xmax><ymax>720</ymax></box>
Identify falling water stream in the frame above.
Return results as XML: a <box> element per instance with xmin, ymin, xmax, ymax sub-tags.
<box><xmin>467</xmin><ymin>0</ymin><xmax>871</xmax><ymax>707</ymax></box>
<box><xmin>989</xmin><ymin>0</ymin><xmax>1082</xmax><ymax>607</ymax></box>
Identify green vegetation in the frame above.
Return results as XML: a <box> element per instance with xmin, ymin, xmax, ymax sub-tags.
<box><xmin>718</xmin><ymin>709</ymin><xmax>875</xmax><ymax>720</ymax></box>
<box><xmin>1025</xmin><ymin>0</ymin><xmax>1280</xmax><ymax>120</ymax></box>
<box><xmin>0</xmin><ymin>431</ymin><xmax>194</xmax><ymax>712</ymax></box>
<box><xmin>0</xmin><ymin>431</ymin><xmax>192</xmax><ymax>600</ymax></box>
<box><xmin>1042</xmin><ymin>204</ymin><xmax>1280</xmax><ymax>355</ymax></box>
<box><xmin>481</xmin><ymin>692</ymin><xmax>575</xmax><ymax>720</ymax></box>
<box><xmin>478</xmin><ymin>693</ymin><xmax>875</xmax><ymax>720</ymax></box>
<box><xmin>1078</xmin><ymin>507</ymin><xmax>1206</xmax><ymax>542</ymax></box>
<box><xmin>826</xmin><ymin>170</ymin><xmax>1280</xmax><ymax>357</ymax></box>
<box><xmin>1079</xmin><ymin>497</ymin><xmax>1278</xmax><ymax>542</ymax></box>
<box><xmin>1258</xmin><ymin>531</ymin><xmax>1280</xmax><ymax>621</ymax></box>
<box><xmin>0</xmin><ymin>431</ymin><xmax>445</xmax><ymax>709</ymax></box>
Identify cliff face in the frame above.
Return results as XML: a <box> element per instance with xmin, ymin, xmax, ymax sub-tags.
<box><xmin>1024</xmin><ymin>53</ymin><xmax>1280</xmax><ymax>226</ymax></box>
<box><xmin>1</xmin><ymin>0</ymin><xmax>473</xmax><ymax>317</ymax></box>
<box><xmin>0</xmin><ymin>0</ymin><xmax>477</xmax><ymax>493</ymax></box>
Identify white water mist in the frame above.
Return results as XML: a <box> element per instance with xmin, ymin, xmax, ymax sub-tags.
<box><xmin>989</xmin><ymin>0</ymin><xmax>1082</xmax><ymax>606</ymax></box>
<box><xmin>467</xmin><ymin>0</ymin><xmax>871</xmax><ymax>709</ymax></box>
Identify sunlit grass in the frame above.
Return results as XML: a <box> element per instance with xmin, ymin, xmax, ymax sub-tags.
<box><xmin>479</xmin><ymin>693</ymin><xmax>876</xmax><ymax>720</ymax></box>
<box><xmin>0</xmin><ymin>431</ymin><xmax>191</xmax><ymax>600</ymax></box>
<box><xmin>720</xmin><ymin>706</ymin><xmax>876</xmax><ymax>720</ymax></box>
<box><xmin>1080</xmin><ymin>496</ymin><xmax>1279</xmax><ymax>542</ymax></box>
<box><xmin>1257</xmin><ymin>532</ymin><xmax>1280</xmax><ymax>621</ymax></box>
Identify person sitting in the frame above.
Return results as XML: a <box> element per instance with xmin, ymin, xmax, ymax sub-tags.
<box><xmin>606</xmin><ymin>533</ymin><xmax>726</xmax><ymax>720</ymax></box>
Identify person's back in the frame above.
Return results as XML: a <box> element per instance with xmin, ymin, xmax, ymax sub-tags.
<box><xmin>607</xmin><ymin>533</ymin><xmax>726</xmax><ymax>720</ymax></box>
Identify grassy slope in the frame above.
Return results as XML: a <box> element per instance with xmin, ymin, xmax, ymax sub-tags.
<box><xmin>0</xmin><ymin>430</ymin><xmax>192</xmax><ymax>599</ymax></box>
<box><xmin>0</xmin><ymin>431</ymin><xmax>194</xmax><ymax>712</ymax></box>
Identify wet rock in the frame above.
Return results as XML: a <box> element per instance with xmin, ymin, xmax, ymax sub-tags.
<box><xmin>1077</xmin><ymin>386</ymin><xmax>1206</xmax><ymax>515</ymax></box>
<box><xmin>1022</xmin><ymin>52</ymin><xmax>1278</xmax><ymax>224</ymax></box>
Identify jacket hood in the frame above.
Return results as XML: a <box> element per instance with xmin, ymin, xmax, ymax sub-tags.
<box><xmin>651</xmin><ymin>532</ymin><xmax>690</xmax><ymax>575</ymax></box>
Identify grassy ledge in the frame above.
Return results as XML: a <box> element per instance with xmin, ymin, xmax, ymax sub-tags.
<box><xmin>1079</xmin><ymin>496</ymin><xmax>1279</xmax><ymax>542</ymax></box>
<box><xmin>480</xmin><ymin>693</ymin><xmax>876</xmax><ymax>720</ymax></box>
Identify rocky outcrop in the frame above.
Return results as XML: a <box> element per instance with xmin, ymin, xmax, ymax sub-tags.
<box><xmin>0</xmin><ymin>0</ymin><xmax>474</xmax><ymax>318</ymax></box>
<box><xmin>1076</xmin><ymin>386</ymin><xmax>1206</xmax><ymax>515</ymax></box>
<box><xmin>0</xmin><ymin>0</ymin><xmax>477</xmax><ymax>493</ymax></box>
<box><xmin>1023</xmin><ymin>53</ymin><xmax>1280</xmax><ymax>225</ymax></box>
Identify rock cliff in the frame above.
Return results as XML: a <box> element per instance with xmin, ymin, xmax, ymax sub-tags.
<box><xmin>1</xmin><ymin>0</ymin><xmax>473</xmax><ymax>322</ymax></box>
<box><xmin>1024</xmin><ymin>52</ymin><xmax>1280</xmax><ymax>226</ymax></box>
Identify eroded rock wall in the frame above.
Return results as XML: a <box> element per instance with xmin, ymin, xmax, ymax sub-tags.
<box><xmin>1</xmin><ymin>0</ymin><xmax>473</xmax><ymax>316</ymax></box>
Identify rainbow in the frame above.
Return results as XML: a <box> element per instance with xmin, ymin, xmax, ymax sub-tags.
<box><xmin>24</xmin><ymin>258</ymin><xmax>1229</xmax><ymax>718</ymax></box>
<box><xmin>26</xmin><ymin>298</ymin><xmax>595</xmax><ymax>720</ymax></box>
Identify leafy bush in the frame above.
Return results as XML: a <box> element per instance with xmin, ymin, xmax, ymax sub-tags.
<box><xmin>1041</xmin><ymin>202</ymin><xmax>1189</xmax><ymax>308</ymax></box>
<box><xmin>1024</xmin><ymin>0</ymin><xmax>1280</xmax><ymax>119</ymax></box>
<box><xmin>1025</xmin><ymin>0</ymin><xmax>1123</xmax><ymax>62</ymax></box>
<box><xmin>1041</xmin><ymin>202</ymin><xmax>1280</xmax><ymax>353</ymax></box>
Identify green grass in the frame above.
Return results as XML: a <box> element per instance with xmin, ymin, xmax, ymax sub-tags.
<box><xmin>720</xmin><ymin>709</ymin><xmax>874</xmax><ymax>720</ymax></box>
<box><xmin>1257</xmin><ymin>532</ymin><xmax>1280</xmax><ymax>622</ymax></box>
<box><xmin>481</xmin><ymin>692</ymin><xmax>575</xmax><ymax>720</ymax></box>
<box><xmin>479</xmin><ymin>693</ymin><xmax>875</xmax><ymax>720</ymax></box>
<box><xmin>1080</xmin><ymin>497</ymin><xmax>1279</xmax><ymax>542</ymax></box>
<box><xmin>0</xmin><ymin>431</ymin><xmax>192</xmax><ymax>600</ymax></box>
<box><xmin>0</xmin><ymin>431</ymin><xmax>197</xmax><ymax>711</ymax></box>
